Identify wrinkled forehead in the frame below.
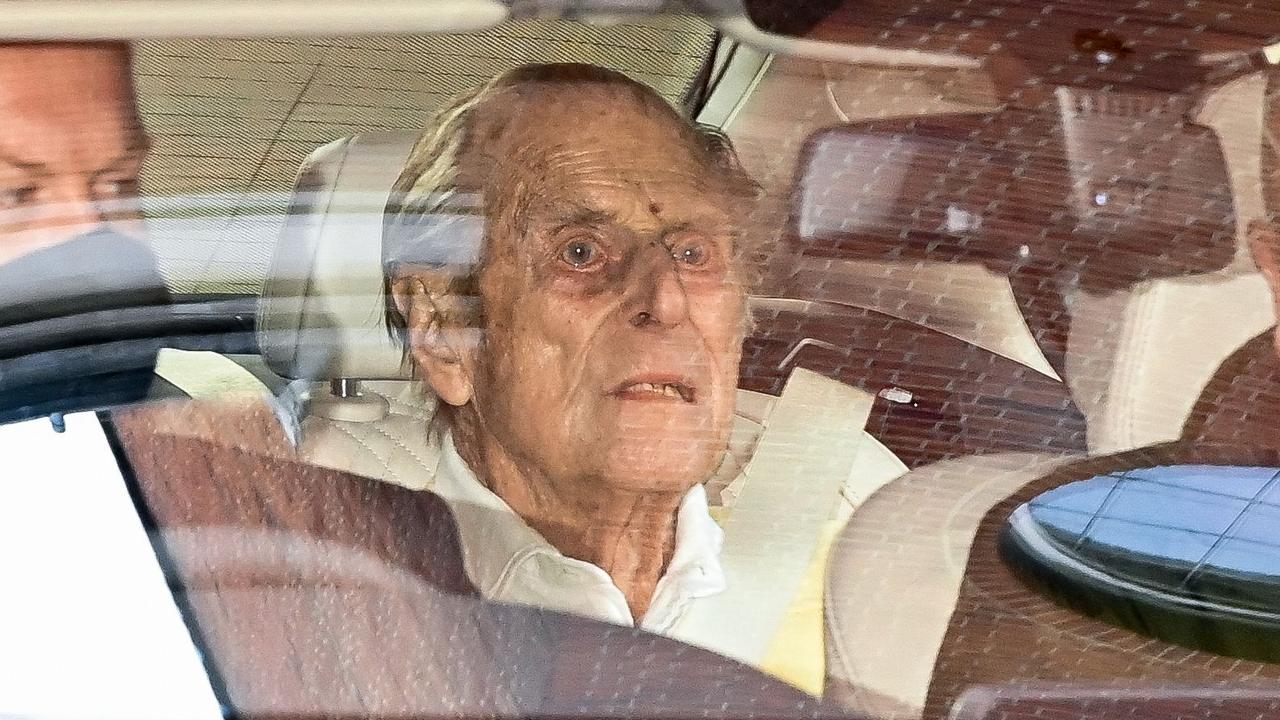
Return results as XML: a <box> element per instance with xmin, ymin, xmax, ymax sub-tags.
<box><xmin>385</xmin><ymin>83</ymin><xmax>744</xmax><ymax>274</ymax></box>
<box><xmin>474</xmin><ymin>89</ymin><xmax>737</xmax><ymax>231</ymax></box>
<box><xmin>0</xmin><ymin>44</ymin><xmax>135</xmax><ymax>107</ymax></box>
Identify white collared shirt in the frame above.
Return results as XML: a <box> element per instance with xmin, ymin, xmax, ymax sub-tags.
<box><xmin>430</xmin><ymin>432</ymin><xmax>728</xmax><ymax>633</ymax></box>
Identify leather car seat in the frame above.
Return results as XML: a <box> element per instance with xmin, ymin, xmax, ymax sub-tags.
<box><xmin>774</xmin><ymin>110</ymin><xmax>1095</xmax><ymax>468</ymax></box>
<box><xmin>822</xmin><ymin>450</ymin><xmax>1079</xmax><ymax>719</ymax></box>
<box><xmin>1063</xmin><ymin>75</ymin><xmax>1276</xmax><ymax>453</ymax></box>
<box><xmin>741</xmin><ymin>299</ymin><xmax>1085</xmax><ymax>469</ymax></box>
<box><xmin>779</xmin><ymin>86</ymin><xmax>1265</xmax><ymax>459</ymax></box>
<box><xmin>825</xmin><ymin>441</ymin><xmax>1280</xmax><ymax>719</ymax></box>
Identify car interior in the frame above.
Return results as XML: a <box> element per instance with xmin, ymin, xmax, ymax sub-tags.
<box><xmin>4</xmin><ymin>2</ymin><xmax>1280</xmax><ymax>719</ymax></box>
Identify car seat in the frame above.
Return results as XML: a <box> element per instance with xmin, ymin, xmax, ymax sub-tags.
<box><xmin>1062</xmin><ymin>76</ymin><xmax>1275</xmax><ymax>452</ymax></box>
<box><xmin>255</xmin><ymin>131</ymin><xmax>443</xmax><ymax>488</ymax></box>
<box><xmin>781</xmin><ymin>91</ymin><xmax>1254</xmax><ymax>455</ymax></box>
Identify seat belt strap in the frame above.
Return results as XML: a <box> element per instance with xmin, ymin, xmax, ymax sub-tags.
<box><xmin>671</xmin><ymin>368</ymin><xmax>874</xmax><ymax>667</ymax></box>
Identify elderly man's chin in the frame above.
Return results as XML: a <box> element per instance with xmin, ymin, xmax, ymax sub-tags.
<box><xmin>599</xmin><ymin>441</ymin><xmax>728</xmax><ymax>494</ymax></box>
<box><xmin>595</xmin><ymin>411</ymin><xmax>732</xmax><ymax>493</ymax></box>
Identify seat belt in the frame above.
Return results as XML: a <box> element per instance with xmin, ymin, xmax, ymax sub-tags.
<box><xmin>670</xmin><ymin>368</ymin><xmax>874</xmax><ymax>668</ymax></box>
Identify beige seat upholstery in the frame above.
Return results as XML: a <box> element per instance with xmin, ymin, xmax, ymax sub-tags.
<box><xmin>296</xmin><ymin>381</ymin><xmax>440</xmax><ymax>490</ymax></box>
<box><xmin>823</xmin><ymin>293</ymin><xmax>1274</xmax><ymax>712</ymax></box>
<box><xmin>1064</xmin><ymin>272</ymin><xmax>1273</xmax><ymax>453</ymax></box>
<box><xmin>255</xmin><ymin>131</ymin><xmax>443</xmax><ymax>488</ymax></box>
<box><xmin>822</xmin><ymin>451</ymin><xmax>1076</xmax><ymax>719</ymax></box>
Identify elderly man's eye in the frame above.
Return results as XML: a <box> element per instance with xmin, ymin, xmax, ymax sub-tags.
<box><xmin>559</xmin><ymin>238</ymin><xmax>604</xmax><ymax>269</ymax></box>
<box><xmin>676</xmin><ymin>245</ymin><xmax>705</xmax><ymax>265</ymax></box>
<box><xmin>670</xmin><ymin>239</ymin><xmax>714</xmax><ymax>268</ymax></box>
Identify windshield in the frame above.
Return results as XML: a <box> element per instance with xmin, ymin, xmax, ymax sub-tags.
<box><xmin>2</xmin><ymin>4</ymin><xmax>1280</xmax><ymax>720</ymax></box>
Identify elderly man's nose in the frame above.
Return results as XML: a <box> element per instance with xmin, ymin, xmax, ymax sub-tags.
<box><xmin>629</xmin><ymin>261</ymin><xmax>690</xmax><ymax>328</ymax></box>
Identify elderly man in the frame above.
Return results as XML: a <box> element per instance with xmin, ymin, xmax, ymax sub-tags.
<box><xmin>381</xmin><ymin>63</ymin><xmax>893</xmax><ymax>693</ymax></box>
<box><xmin>0</xmin><ymin>42</ymin><xmax>167</xmax><ymax>323</ymax></box>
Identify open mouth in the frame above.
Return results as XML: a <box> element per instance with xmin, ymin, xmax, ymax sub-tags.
<box><xmin>613</xmin><ymin>380</ymin><xmax>697</xmax><ymax>403</ymax></box>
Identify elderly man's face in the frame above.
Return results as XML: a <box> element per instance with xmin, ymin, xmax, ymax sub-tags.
<box><xmin>0</xmin><ymin>44</ymin><xmax>148</xmax><ymax>264</ymax></box>
<box><xmin>452</xmin><ymin>90</ymin><xmax>747</xmax><ymax>494</ymax></box>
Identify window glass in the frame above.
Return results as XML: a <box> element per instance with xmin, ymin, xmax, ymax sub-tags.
<box><xmin>133</xmin><ymin>17</ymin><xmax>716</xmax><ymax>295</ymax></box>
<box><xmin>4</xmin><ymin>4</ymin><xmax>1280</xmax><ymax>719</ymax></box>
<box><xmin>1006</xmin><ymin>465</ymin><xmax>1280</xmax><ymax>661</ymax></box>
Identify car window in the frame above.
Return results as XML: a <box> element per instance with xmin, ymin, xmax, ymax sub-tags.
<box><xmin>3</xmin><ymin>4</ymin><xmax>1280</xmax><ymax>720</ymax></box>
<box><xmin>1008</xmin><ymin>465</ymin><xmax>1280</xmax><ymax>661</ymax></box>
<box><xmin>134</xmin><ymin>18</ymin><xmax>717</xmax><ymax>296</ymax></box>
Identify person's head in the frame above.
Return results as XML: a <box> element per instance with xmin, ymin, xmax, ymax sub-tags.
<box><xmin>384</xmin><ymin>63</ymin><xmax>758</xmax><ymax>496</ymax></box>
<box><xmin>0</xmin><ymin>43</ymin><xmax>149</xmax><ymax>264</ymax></box>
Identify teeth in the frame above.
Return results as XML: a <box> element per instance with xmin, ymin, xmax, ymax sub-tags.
<box><xmin>624</xmin><ymin>382</ymin><xmax>686</xmax><ymax>399</ymax></box>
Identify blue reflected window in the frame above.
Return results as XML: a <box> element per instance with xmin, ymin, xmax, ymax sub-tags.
<box><xmin>1003</xmin><ymin>465</ymin><xmax>1280</xmax><ymax>662</ymax></box>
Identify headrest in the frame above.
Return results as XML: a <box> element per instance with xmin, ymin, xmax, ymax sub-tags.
<box><xmin>258</xmin><ymin>132</ymin><xmax>419</xmax><ymax>381</ymax></box>
<box><xmin>1064</xmin><ymin>270</ymin><xmax>1275</xmax><ymax>453</ymax></box>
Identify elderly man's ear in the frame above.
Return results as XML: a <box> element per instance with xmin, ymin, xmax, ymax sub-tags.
<box><xmin>390</xmin><ymin>275</ymin><xmax>476</xmax><ymax>407</ymax></box>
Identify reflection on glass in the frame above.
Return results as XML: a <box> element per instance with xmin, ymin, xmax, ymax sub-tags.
<box><xmin>1006</xmin><ymin>465</ymin><xmax>1280</xmax><ymax>661</ymax></box>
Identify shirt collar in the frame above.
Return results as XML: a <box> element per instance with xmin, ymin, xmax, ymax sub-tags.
<box><xmin>643</xmin><ymin>482</ymin><xmax>726</xmax><ymax>632</ymax></box>
<box><xmin>431</xmin><ymin>431</ymin><xmax>726</xmax><ymax>628</ymax></box>
<box><xmin>430</xmin><ymin>432</ymin><xmax>551</xmax><ymax>598</ymax></box>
